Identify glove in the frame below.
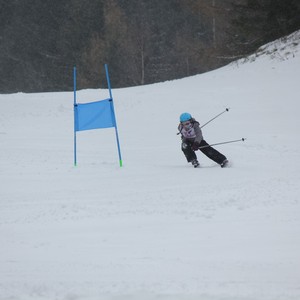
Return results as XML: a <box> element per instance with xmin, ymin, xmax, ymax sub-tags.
<box><xmin>192</xmin><ymin>141</ymin><xmax>200</xmax><ymax>151</ymax></box>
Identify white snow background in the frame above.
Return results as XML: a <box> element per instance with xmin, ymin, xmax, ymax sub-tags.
<box><xmin>1</xmin><ymin>31</ymin><xmax>300</xmax><ymax>300</ymax></box>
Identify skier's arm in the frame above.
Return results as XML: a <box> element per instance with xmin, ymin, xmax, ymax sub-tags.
<box><xmin>193</xmin><ymin>122</ymin><xmax>203</xmax><ymax>144</ymax></box>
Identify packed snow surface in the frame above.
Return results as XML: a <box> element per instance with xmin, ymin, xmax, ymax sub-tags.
<box><xmin>1</xmin><ymin>32</ymin><xmax>300</xmax><ymax>300</ymax></box>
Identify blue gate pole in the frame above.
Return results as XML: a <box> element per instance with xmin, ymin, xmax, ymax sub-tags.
<box><xmin>73</xmin><ymin>66</ymin><xmax>77</xmax><ymax>166</ymax></box>
<box><xmin>105</xmin><ymin>64</ymin><xmax>123</xmax><ymax>167</ymax></box>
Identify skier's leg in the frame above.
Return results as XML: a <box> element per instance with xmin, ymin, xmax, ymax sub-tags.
<box><xmin>199</xmin><ymin>140</ymin><xmax>227</xmax><ymax>165</ymax></box>
<box><xmin>181</xmin><ymin>141</ymin><xmax>197</xmax><ymax>162</ymax></box>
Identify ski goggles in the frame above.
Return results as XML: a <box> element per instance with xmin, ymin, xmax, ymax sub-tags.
<box><xmin>182</xmin><ymin>121</ymin><xmax>191</xmax><ymax>127</ymax></box>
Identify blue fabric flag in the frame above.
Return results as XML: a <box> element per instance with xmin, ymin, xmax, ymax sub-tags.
<box><xmin>75</xmin><ymin>98</ymin><xmax>115</xmax><ymax>131</ymax></box>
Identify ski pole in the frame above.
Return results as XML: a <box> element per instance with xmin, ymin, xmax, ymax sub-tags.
<box><xmin>200</xmin><ymin>108</ymin><xmax>230</xmax><ymax>129</ymax></box>
<box><xmin>176</xmin><ymin>108</ymin><xmax>230</xmax><ymax>135</ymax></box>
<box><xmin>198</xmin><ymin>138</ymin><xmax>246</xmax><ymax>149</ymax></box>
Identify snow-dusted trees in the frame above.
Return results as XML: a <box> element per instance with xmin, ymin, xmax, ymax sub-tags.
<box><xmin>0</xmin><ymin>0</ymin><xmax>299</xmax><ymax>92</ymax></box>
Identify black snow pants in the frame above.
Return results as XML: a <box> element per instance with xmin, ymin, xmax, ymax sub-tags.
<box><xmin>182</xmin><ymin>139</ymin><xmax>226</xmax><ymax>165</ymax></box>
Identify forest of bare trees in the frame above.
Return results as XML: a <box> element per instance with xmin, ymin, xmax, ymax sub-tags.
<box><xmin>0</xmin><ymin>0</ymin><xmax>299</xmax><ymax>93</ymax></box>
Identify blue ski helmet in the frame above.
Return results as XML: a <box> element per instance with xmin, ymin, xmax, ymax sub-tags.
<box><xmin>180</xmin><ymin>112</ymin><xmax>192</xmax><ymax>122</ymax></box>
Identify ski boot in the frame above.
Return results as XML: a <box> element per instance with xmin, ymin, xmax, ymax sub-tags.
<box><xmin>220</xmin><ymin>159</ymin><xmax>229</xmax><ymax>168</ymax></box>
<box><xmin>191</xmin><ymin>159</ymin><xmax>200</xmax><ymax>168</ymax></box>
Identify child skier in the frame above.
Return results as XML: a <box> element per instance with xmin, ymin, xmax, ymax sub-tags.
<box><xmin>178</xmin><ymin>112</ymin><xmax>228</xmax><ymax>168</ymax></box>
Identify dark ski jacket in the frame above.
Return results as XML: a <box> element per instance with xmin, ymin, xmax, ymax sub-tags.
<box><xmin>178</xmin><ymin>118</ymin><xmax>203</xmax><ymax>144</ymax></box>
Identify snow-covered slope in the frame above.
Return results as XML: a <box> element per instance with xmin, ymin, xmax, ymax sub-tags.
<box><xmin>1</xmin><ymin>32</ymin><xmax>300</xmax><ymax>300</ymax></box>
<box><xmin>234</xmin><ymin>29</ymin><xmax>300</xmax><ymax>64</ymax></box>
